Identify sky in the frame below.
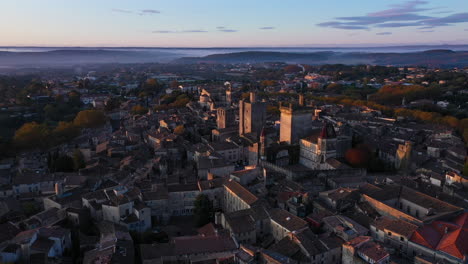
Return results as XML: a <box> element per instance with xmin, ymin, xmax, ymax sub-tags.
<box><xmin>1</xmin><ymin>0</ymin><xmax>468</xmax><ymax>47</ymax></box>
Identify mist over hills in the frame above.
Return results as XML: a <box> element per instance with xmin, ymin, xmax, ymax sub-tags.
<box><xmin>0</xmin><ymin>47</ymin><xmax>468</xmax><ymax>68</ymax></box>
<box><xmin>174</xmin><ymin>50</ymin><xmax>468</xmax><ymax>68</ymax></box>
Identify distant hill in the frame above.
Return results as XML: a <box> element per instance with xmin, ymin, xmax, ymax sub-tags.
<box><xmin>0</xmin><ymin>49</ymin><xmax>176</xmax><ymax>67</ymax></box>
<box><xmin>1</xmin><ymin>48</ymin><xmax>468</xmax><ymax>68</ymax></box>
<box><xmin>174</xmin><ymin>50</ymin><xmax>468</xmax><ymax>68</ymax></box>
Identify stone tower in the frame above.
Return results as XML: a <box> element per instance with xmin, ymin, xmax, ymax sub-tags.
<box><xmin>217</xmin><ymin>107</ymin><xmax>236</xmax><ymax>129</ymax></box>
<box><xmin>279</xmin><ymin>94</ymin><xmax>316</xmax><ymax>144</ymax></box>
<box><xmin>239</xmin><ymin>92</ymin><xmax>266</xmax><ymax>137</ymax></box>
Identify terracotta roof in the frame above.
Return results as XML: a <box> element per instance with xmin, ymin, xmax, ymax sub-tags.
<box><xmin>410</xmin><ymin>212</ymin><xmax>468</xmax><ymax>260</ymax></box>
<box><xmin>358</xmin><ymin>241</ymin><xmax>389</xmax><ymax>263</ymax></box>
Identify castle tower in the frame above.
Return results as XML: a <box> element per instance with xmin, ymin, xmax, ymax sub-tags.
<box><xmin>225</xmin><ymin>82</ymin><xmax>232</xmax><ymax>106</ymax></box>
<box><xmin>279</xmin><ymin>96</ymin><xmax>315</xmax><ymax>144</ymax></box>
<box><xmin>239</xmin><ymin>92</ymin><xmax>266</xmax><ymax>137</ymax></box>
<box><xmin>217</xmin><ymin>107</ymin><xmax>236</xmax><ymax>129</ymax></box>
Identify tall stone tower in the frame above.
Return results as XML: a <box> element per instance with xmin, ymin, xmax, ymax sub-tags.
<box><xmin>217</xmin><ymin>107</ymin><xmax>236</xmax><ymax>129</ymax></box>
<box><xmin>239</xmin><ymin>92</ymin><xmax>266</xmax><ymax>137</ymax></box>
<box><xmin>280</xmin><ymin>94</ymin><xmax>316</xmax><ymax>144</ymax></box>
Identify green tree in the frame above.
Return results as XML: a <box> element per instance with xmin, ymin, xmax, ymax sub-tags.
<box><xmin>193</xmin><ymin>194</ymin><xmax>213</xmax><ymax>227</ymax></box>
<box><xmin>73</xmin><ymin>110</ymin><xmax>106</xmax><ymax>128</ymax></box>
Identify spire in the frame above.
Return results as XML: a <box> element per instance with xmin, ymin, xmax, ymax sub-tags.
<box><xmin>319</xmin><ymin>122</ymin><xmax>336</xmax><ymax>139</ymax></box>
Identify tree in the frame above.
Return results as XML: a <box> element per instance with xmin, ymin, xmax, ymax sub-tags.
<box><xmin>73</xmin><ymin>110</ymin><xmax>106</xmax><ymax>128</ymax></box>
<box><xmin>193</xmin><ymin>194</ymin><xmax>213</xmax><ymax>227</ymax></box>
<box><xmin>283</xmin><ymin>65</ymin><xmax>302</xmax><ymax>73</ymax></box>
<box><xmin>73</xmin><ymin>149</ymin><xmax>86</xmax><ymax>171</ymax></box>
<box><xmin>174</xmin><ymin>125</ymin><xmax>185</xmax><ymax>135</ymax></box>
<box><xmin>53</xmin><ymin>122</ymin><xmax>80</xmax><ymax>144</ymax></box>
<box><xmin>345</xmin><ymin>145</ymin><xmax>371</xmax><ymax>168</ymax></box>
<box><xmin>131</xmin><ymin>105</ymin><xmax>148</xmax><ymax>115</ymax></box>
<box><xmin>14</xmin><ymin>122</ymin><xmax>50</xmax><ymax>150</ymax></box>
<box><xmin>170</xmin><ymin>80</ymin><xmax>180</xmax><ymax>89</ymax></box>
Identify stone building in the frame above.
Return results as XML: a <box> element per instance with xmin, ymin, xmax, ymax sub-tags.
<box><xmin>279</xmin><ymin>94</ymin><xmax>319</xmax><ymax>144</ymax></box>
<box><xmin>217</xmin><ymin>107</ymin><xmax>236</xmax><ymax>129</ymax></box>
<box><xmin>239</xmin><ymin>92</ymin><xmax>266</xmax><ymax>137</ymax></box>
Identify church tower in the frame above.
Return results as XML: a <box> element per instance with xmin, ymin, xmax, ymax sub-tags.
<box><xmin>317</xmin><ymin>122</ymin><xmax>337</xmax><ymax>163</ymax></box>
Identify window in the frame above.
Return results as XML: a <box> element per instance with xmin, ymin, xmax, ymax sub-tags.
<box><xmin>407</xmin><ymin>206</ymin><xmax>410</xmax><ymax>213</ymax></box>
<box><xmin>388</xmin><ymin>232</ymin><xmax>392</xmax><ymax>236</ymax></box>
<box><xmin>400</xmin><ymin>236</ymin><xmax>404</xmax><ymax>241</ymax></box>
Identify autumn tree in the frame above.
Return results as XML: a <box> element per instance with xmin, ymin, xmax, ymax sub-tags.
<box><xmin>73</xmin><ymin>110</ymin><xmax>106</xmax><ymax>128</ymax></box>
<box><xmin>283</xmin><ymin>65</ymin><xmax>302</xmax><ymax>73</ymax></box>
<box><xmin>345</xmin><ymin>145</ymin><xmax>371</xmax><ymax>168</ymax></box>
<box><xmin>53</xmin><ymin>121</ymin><xmax>80</xmax><ymax>144</ymax></box>
<box><xmin>14</xmin><ymin>122</ymin><xmax>50</xmax><ymax>150</ymax></box>
<box><xmin>174</xmin><ymin>125</ymin><xmax>185</xmax><ymax>135</ymax></box>
<box><xmin>131</xmin><ymin>105</ymin><xmax>148</xmax><ymax>115</ymax></box>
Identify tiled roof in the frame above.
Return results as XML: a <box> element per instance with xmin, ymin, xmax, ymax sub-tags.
<box><xmin>269</xmin><ymin>208</ymin><xmax>308</xmax><ymax>232</ymax></box>
<box><xmin>410</xmin><ymin>212</ymin><xmax>468</xmax><ymax>260</ymax></box>
<box><xmin>373</xmin><ymin>216</ymin><xmax>418</xmax><ymax>238</ymax></box>
<box><xmin>224</xmin><ymin>179</ymin><xmax>258</xmax><ymax>206</ymax></box>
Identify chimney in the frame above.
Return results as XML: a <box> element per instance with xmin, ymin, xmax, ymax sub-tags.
<box><xmin>250</xmin><ymin>92</ymin><xmax>256</xmax><ymax>103</ymax></box>
<box><xmin>299</xmin><ymin>94</ymin><xmax>305</xmax><ymax>106</ymax></box>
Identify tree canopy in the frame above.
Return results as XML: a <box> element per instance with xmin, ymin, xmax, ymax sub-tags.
<box><xmin>193</xmin><ymin>194</ymin><xmax>213</xmax><ymax>227</ymax></box>
<box><xmin>73</xmin><ymin>110</ymin><xmax>106</xmax><ymax>128</ymax></box>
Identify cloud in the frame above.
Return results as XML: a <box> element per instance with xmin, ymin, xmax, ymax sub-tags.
<box><xmin>376</xmin><ymin>32</ymin><xmax>392</xmax><ymax>35</ymax></box>
<box><xmin>112</xmin><ymin>8</ymin><xmax>132</xmax><ymax>14</ymax></box>
<box><xmin>182</xmin><ymin>30</ymin><xmax>208</xmax><ymax>33</ymax></box>
<box><xmin>259</xmin><ymin>27</ymin><xmax>275</xmax><ymax>30</ymax></box>
<box><xmin>465</xmin><ymin>29</ymin><xmax>468</xmax><ymax>31</ymax></box>
<box><xmin>140</xmin><ymin>9</ymin><xmax>160</xmax><ymax>15</ymax></box>
<box><xmin>218</xmin><ymin>29</ymin><xmax>238</xmax><ymax>32</ymax></box>
<box><xmin>419</xmin><ymin>30</ymin><xmax>435</xmax><ymax>33</ymax></box>
<box><xmin>152</xmin><ymin>29</ymin><xmax>208</xmax><ymax>34</ymax></box>
<box><xmin>317</xmin><ymin>1</ymin><xmax>468</xmax><ymax>31</ymax></box>
<box><xmin>217</xmin><ymin>26</ymin><xmax>225</xmax><ymax>29</ymax></box>
<box><xmin>152</xmin><ymin>30</ymin><xmax>175</xmax><ymax>33</ymax></box>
